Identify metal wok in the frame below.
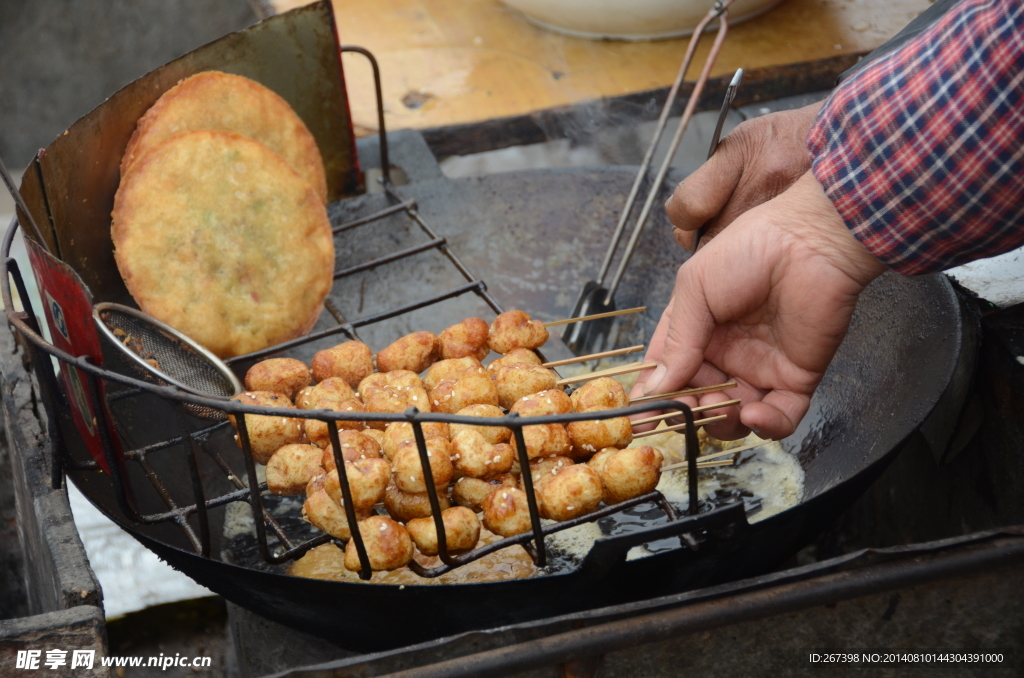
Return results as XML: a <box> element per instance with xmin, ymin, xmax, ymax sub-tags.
<box><xmin>22</xmin><ymin>163</ymin><xmax>967</xmax><ymax>650</ymax></box>
<box><xmin>0</xmin><ymin>1</ymin><xmax>969</xmax><ymax>650</ymax></box>
<box><xmin>164</xmin><ymin>277</ymin><xmax>966</xmax><ymax>653</ymax></box>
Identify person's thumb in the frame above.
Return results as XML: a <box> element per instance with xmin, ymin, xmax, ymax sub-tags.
<box><xmin>642</xmin><ymin>262</ymin><xmax>715</xmax><ymax>396</ymax></box>
<box><xmin>664</xmin><ymin>141</ymin><xmax>745</xmax><ymax>244</ymax></box>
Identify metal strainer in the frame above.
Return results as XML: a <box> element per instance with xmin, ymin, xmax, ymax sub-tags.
<box><xmin>93</xmin><ymin>302</ymin><xmax>242</xmax><ymax>417</ymax></box>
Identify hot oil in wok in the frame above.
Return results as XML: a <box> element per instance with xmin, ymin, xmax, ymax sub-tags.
<box><xmin>222</xmin><ymin>357</ymin><xmax>803</xmax><ymax>583</ymax></box>
<box><xmin>221</xmin><ymin>489</ymin><xmax>551</xmax><ymax>584</ymax></box>
<box><xmin>591</xmin><ymin>433</ymin><xmax>805</xmax><ymax>561</ymax></box>
<box><xmin>221</xmin><ymin>432</ymin><xmax>803</xmax><ymax>583</ymax></box>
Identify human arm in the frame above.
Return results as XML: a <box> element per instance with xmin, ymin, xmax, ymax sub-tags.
<box><xmin>633</xmin><ymin>172</ymin><xmax>885</xmax><ymax>441</ymax></box>
<box><xmin>666</xmin><ymin>101</ymin><xmax>822</xmax><ymax>251</ymax></box>
<box><xmin>637</xmin><ymin>0</ymin><xmax>1024</xmax><ymax>441</ymax></box>
<box><xmin>809</xmin><ymin>0</ymin><xmax>1024</xmax><ymax>274</ymax></box>
<box><xmin>665</xmin><ymin>0</ymin><xmax>969</xmax><ymax>251</ymax></box>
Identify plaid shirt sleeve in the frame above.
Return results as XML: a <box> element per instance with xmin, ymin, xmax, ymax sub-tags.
<box><xmin>807</xmin><ymin>0</ymin><xmax>1024</xmax><ymax>275</ymax></box>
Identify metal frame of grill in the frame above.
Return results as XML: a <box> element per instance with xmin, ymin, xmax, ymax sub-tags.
<box><xmin>1</xmin><ymin>45</ymin><xmax>711</xmax><ymax>582</ymax></box>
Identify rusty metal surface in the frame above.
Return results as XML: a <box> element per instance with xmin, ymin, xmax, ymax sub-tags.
<box><xmin>31</xmin><ymin>0</ymin><xmax>358</xmax><ymax>305</ymax></box>
<box><xmin>13</xmin><ymin>158</ymin><xmax>59</xmax><ymax>256</ymax></box>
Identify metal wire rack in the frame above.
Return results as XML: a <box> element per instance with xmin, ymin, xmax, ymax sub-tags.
<box><xmin>1</xmin><ymin>47</ymin><xmax>711</xmax><ymax>582</ymax></box>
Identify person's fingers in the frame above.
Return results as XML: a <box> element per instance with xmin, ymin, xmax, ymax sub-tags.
<box><xmin>641</xmin><ymin>262</ymin><xmax>715</xmax><ymax>398</ymax></box>
<box><xmin>664</xmin><ymin>141</ymin><xmax>746</xmax><ymax>234</ymax></box>
<box><xmin>739</xmin><ymin>389</ymin><xmax>810</xmax><ymax>440</ymax></box>
<box><xmin>629</xmin><ymin>298</ymin><xmax>680</xmax><ymax>431</ymax></box>
<box><xmin>695</xmin><ymin>389</ymin><xmax>747</xmax><ymax>440</ymax></box>
<box><xmin>673</xmin><ymin>226</ymin><xmax>695</xmax><ymax>250</ymax></box>
<box><xmin>688</xmin><ymin>361</ymin><xmax>764</xmax><ymax>440</ymax></box>
<box><xmin>629</xmin><ymin>297</ymin><xmax>674</xmax><ymax>400</ymax></box>
<box><xmin>630</xmin><ymin>394</ymin><xmax>700</xmax><ymax>433</ymax></box>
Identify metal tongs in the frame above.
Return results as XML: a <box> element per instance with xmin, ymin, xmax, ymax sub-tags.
<box><xmin>565</xmin><ymin>0</ymin><xmax>742</xmax><ymax>353</ymax></box>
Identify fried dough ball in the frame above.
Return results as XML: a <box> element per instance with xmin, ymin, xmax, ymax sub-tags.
<box><xmin>295</xmin><ymin>377</ymin><xmax>356</xmax><ymax>409</ymax></box>
<box><xmin>302</xmin><ymin>485</ymin><xmax>370</xmax><ymax>540</ymax></box>
<box><xmin>567</xmin><ymin>417</ymin><xmax>633</xmax><ymax>459</ymax></box>
<box><xmin>452</xmin><ymin>473</ymin><xmax>518</xmax><ymax>512</ymax></box>
<box><xmin>229</xmin><ymin>391</ymin><xmax>305</xmax><ymax>464</ymax></box>
<box><xmin>439</xmin><ymin>318</ymin><xmax>490</xmax><ymax>361</ymax></box>
<box><xmin>311</xmin><ymin>341</ymin><xmax>374</xmax><ymax>387</ymax></box>
<box><xmin>344</xmin><ymin>516</ymin><xmax>414</xmax><ymax>571</ymax></box>
<box><xmin>321</xmin><ymin>430</ymin><xmax>382</xmax><ymax>471</ymax></box>
<box><xmin>571</xmin><ymin>377</ymin><xmax>630</xmax><ymax>412</ymax></box>
<box><xmin>510</xmin><ymin>389</ymin><xmax>573</xmax><ymax>417</ymax></box>
<box><xmin>520</xmin><ymin>456</ymin><xmax>574</xmax><ymax>492</ymax></box>
<box><xmin>449</xmin><ymin>404</ymin><xmax>511</xmax><ymax>445</ymax></box>
<box><xmin>493</xmin><ymin>364</ymin><xmax>559</xmax><ymax>410</ymax></box>
<box><xmin>357</xmin><ymin>372</ymin><xmax>389</xmax><ymax>396</ymax></box>
<box><xmin>406</xmin><ymin>507</ymin><xmax>482</xmax><ymax>556</ymax></box>
<box><xmin>384</xmin><ymin>480</ymin><xmax>451</xmax><ymax>522</ymax></box>
<box><xmin>244</xmin><ymin>358</ymin><xmax>312</xmax><ymax>401</ymax></box>
<box><xmin>588</xmin><ymin>446</ymin><xmax>664</xmax><ymax>504</ymax></box>
<box><xmin>423</xmin><ymin>357</ymin><xmax>483</xmax><ymax>391</ymax></box>
<box><xmin>429</xmin><ymin>371</ymin><xmax>499</xmax><ymax>414</ymax></box>
<box><xmin>358</xmin><ymin>369</ymin><xmax>423</xmax><ymax>396</ymax></box>
<box><xmin>381</xmin><ymin>421</ymin><xmax>450</xmax><ymax>460</ymax></box>
<box><xmin>537</xmin><ymin>464</ymin><xmax>604</xmax><ymax>521</ymax></box>
<box><xmin>486</xmin><ymin>348</ymin><xmax>542</xmax><ymax>373</ymax></box>
<box><xmin>511</xmin><ymin>423</ymin><xmax>571</xmax><ymax>460</ymax></box>
<box><xmin>361</xmin><ymin>428</ymin><xmax>385</xmax><ymax>448</ymax></box>
<box><xmin>482</xmin><ymin>487</ymin><xmax>535</xmax><ymax>537</ymax></box>
<box><xmin>376</xmin><ymin>331</ymin><xmax>440</xmax><ymax>374</ymax></box>
<box><xmin>266</xmin><ymin>444</ymin><xmax>323</xmax><ymax>495</ymax></box>
<box><xmin>450</xmin><ymin>429</ymin><xmax>515</xmax><ymax>478</ymax></box>
<box><xmin>306</xmin><ymin>471</ymin><xmax>326</xmax><ymax>496</ymax></box>
<box><xmin>384</xmin><ymin>370</ymin><xmax>423</xmax><ymax>391</ymax></box>
<box><xmin>324</xmin><ymin>458</ymin><xmax>391</xmax><ymax>511</ymax></box>
<box><xmin>295</xmin><ymin>386</ymin><xmax>317</xmax><ymax>410</ymax></box>
<box><xmin>304</xmin><ymin>398</ymin><xmax>366</xmax><ymax>447</ymax></box>
<box><xmin>362</xmin><ymin>384</ymin><xmax>431</xmax><ymax>430</ymax></box>
<box><xmin>488</xmin><ymin>310</ymin><xmax>549</xmax><ymax>354</ymax></box>
<box><xmin>392</xmin><ymin>438</ymin><xmax>454</xmax><ymax>493</ymax></box>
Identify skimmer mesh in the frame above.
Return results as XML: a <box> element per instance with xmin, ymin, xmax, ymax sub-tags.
<box><xmin>97</xmin><ymin>306</ymin><xmax>240</xmax><ymax>417</ymax></box>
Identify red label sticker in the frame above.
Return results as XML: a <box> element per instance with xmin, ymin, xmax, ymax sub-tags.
<box><xmin>25</xmin><ymin>238</ymin><xmax>121</xmax><ymax>473</ymax></box>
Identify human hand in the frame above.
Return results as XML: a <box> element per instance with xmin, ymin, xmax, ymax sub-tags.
<box><xmin>631</xmin><ymin>171</ymin><xmax>886</xmax><ymax>441</ymax></box>
<box><xmin>667</xmin><ymin>100</ymin><xmax>824</xmax><ymax>251</ymax></box>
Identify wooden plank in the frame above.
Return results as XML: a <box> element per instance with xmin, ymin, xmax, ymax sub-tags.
<box><xmin>419</xmin><ymin>53</ymin><xmax>861</xmax><ymax>158</ymax></box>
<box><xmin>268</xmin><ymin>0</ymin><xmax>929</xmax><ymax>137</ymax></box>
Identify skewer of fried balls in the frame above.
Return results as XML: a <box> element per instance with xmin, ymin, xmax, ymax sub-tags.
<box><xmin>229</xmin><ymin>310</ymin><xmax>719</xmax><ymax>573</ymax></box>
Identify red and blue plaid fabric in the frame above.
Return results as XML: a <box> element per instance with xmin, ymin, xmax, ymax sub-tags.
<box><xmin>807</xmin><ymin>0</ymin><xmax>1024</xmax><ymax>275</ymax></box>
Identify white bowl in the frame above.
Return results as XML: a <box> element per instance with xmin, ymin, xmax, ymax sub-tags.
<box><xmin>502</xmin><ymin>0</ymin><xmax>784</xmax><ymax>40</ymax></box>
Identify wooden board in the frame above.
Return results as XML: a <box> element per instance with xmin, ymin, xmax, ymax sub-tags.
<box><xmin>269</xmin><ymin>0</ymin><xmax>929</xmax><ymax>137</ymax></box>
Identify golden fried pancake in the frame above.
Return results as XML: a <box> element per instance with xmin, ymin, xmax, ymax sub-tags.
<box><xmin>112</xmin><ymin>130</ymin><xmax>334</xmax><ymax>358</ymax></box>
<box><xmin>121</xmin><ymin>71</ymin><xmax>328</xmax><ymax>204</ymax></box>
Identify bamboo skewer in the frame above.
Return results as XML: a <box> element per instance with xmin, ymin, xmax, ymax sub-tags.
<box><xmin>542</xmin><ymin>344</ymin><xmax>644</xmax><ymax>368</ymax></box>
<box><xmin>660</xmin><ymin>440</ymin><xmax>771</xmax><ymax>473</ymax></box>
<box><xmin>632</xmin><ymin>414</ymin><xmax>727</xmax><ymax>438</ymax></box>
<box><xmin>692</xmin><ymin>459</ymin><xmax>738</xmax><ymax>469</ymax></box>
<box><xmin>630</xmin><ymin>399</ymin><xmax>741</xmax><ymax>427</ymax></box>
<box><xmin>556</xmin><ymin>361</ymin><xmax>657</xmax><ymax>386</ymax></box>
<box><xmin>543</xmin><ymin>306</ymin><xmax>647</xmax><ymax>328</ymax></box>
<box><xmin>629</xmin><ymin>381</ymin><xmax>738</xmax><ymax>404</ymax></box>
<box><xmin>703</xmin><ymin>439</ymin><xmax>772</xmax><ymax>458</ymax></box>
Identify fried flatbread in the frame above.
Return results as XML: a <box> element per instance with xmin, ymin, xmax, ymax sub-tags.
<box><xmin>112</xmin><ymin>130</ymin><xmax>334</xmax><ymax>358</ymax></box>
<box><xmin>121</xmin><ymin>71</ymin><xmax>328</xmax><ymax>204</ymax></box>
